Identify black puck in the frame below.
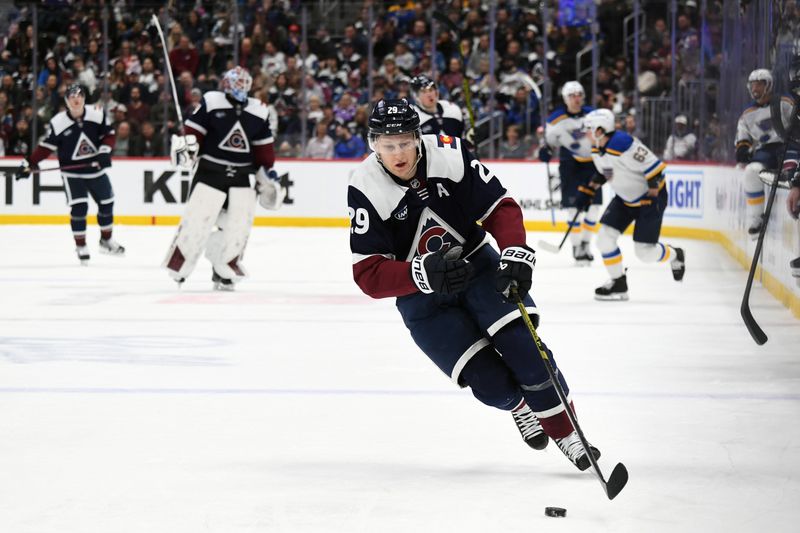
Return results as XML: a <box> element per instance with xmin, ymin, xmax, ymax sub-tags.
<box><xmin>544</xmin><ymin>507</ymin><xmax>567</xmax><ymax>517</ymax></box>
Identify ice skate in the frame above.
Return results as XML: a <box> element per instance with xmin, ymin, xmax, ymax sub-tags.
<box><xmin>573</xmin><ymin>242</ymin><xmax>594</xmax><ymax>266</ymax></box>
<box><xmin>556</xmin><ymin>430</ymin><xmax>601</xmax><ymax>471</ymax></box>
<box><xmin>99</xmin><ymin>238</ymin><xmax>125</xmax><ymax>256</ymax></box>
<box><xmin>212</xmin><ymin>269</ymin><xmax>235</xmax><ymax>291</ymax></box>
<box><xmin>594</xmin><ymin>272</ymin><xmax>628</xmax><ymax>301</ymax></box>
<box><xmin>671</xmin><ymin>247</ymin><xmax>686</xmax><ymax>281</ymax></box>
<box><xmin>747</xmin><ymin>214</ymin><xmax>764</xmax><ymax>240</ymax></box>
<box><xmin>76</xmin><ymin>245</ymin><xmax>90</xmax><ymax>266</ymax></box>
<box><xmin>511</xmin><ymin>400</ymin><xmax>549</xmax><ymax>450</ymax></box>
<box><xmin>790</xmin><ymin>257</ymin><xmax>800</xmax><ymax>278</ymax></box>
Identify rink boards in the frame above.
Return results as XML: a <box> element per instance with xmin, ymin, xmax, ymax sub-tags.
<box><xmin>0</xmin><ymin>157</ymin><xmax>798</xmax><ymax>317</ymax></box>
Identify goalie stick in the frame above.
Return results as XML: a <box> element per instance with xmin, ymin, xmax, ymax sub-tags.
<box><xmin>511</xmin><ymin>286</ymin><xmax>629</xmax><ymax>500</ymax></box>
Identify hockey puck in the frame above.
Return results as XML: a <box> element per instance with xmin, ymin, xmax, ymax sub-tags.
<box><xmin>544</xmin><ymin>507</ymin><xmax>567</xmax><ymax>518</ymax></box>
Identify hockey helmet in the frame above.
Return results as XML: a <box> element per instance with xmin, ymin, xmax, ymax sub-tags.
<box><xmin>747</xmin><ymin>68</ymin><xmax>773</xmax><ymax>100</ymax></box>
<box><xmin>64</xmin><ymin>83</ymin><xmax>86</xmax><ymax>102</ymax></box>
<box><xmin>221</xmin><ymin>66</ymin><xmax>253</xmax><ymax>103</ymax></box>
<box><xmin>561</xmin><ymin>80</ymin><xmax>585</xmax><ymax>103</ymax></box>
<box><xmin>411</xmin><ymin>75</ymin><xmax>436</xmax><ymax>95</ymax></box>
<box><xmin>584</xmin><ymin>108</ymin><xmax>616</xmax><ymax>136</ymax></box>
<box><xmin>368</xmin><ymin>98</ymin><xmax>421</xmax><ymax>154</ymax></box>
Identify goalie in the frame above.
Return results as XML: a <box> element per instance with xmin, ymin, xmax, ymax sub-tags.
<box><xmin>163</xmin><ymin>66</ymin><xmax>285</xmax><ymax>290</ymax></box>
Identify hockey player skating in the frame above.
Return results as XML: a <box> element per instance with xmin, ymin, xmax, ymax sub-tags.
<box><xmin>410</xmin><ymin>75</ymin><xmax>473</xmax><ymax>144</ymax></box>
<box><xmin>579</xmin><ymin>108</ymin><xmax>685</xmax><ymax>301</ymax></box>
<box><xmin>348</xmin><ymin>98</ymin><xmax>603</xmax><ymax>471</ymax></box>
<box><xmin>16</xmin><ymin>83</ymin><xmax>124</xmax><ymax>265</ymax></box>
<box><xmin>735</xmin><ymin>69</ymin><xmax>795</xmax><ymax>239</ymax></box>
<box><xmin>538</xmin><ymin>81</ymin><xmax>599</xmax><ymax>265</ymax></box>
<box><xmin>163</xmin><ymin>67</ymin><xmax>284</xmax><ymax>290</ymax></box>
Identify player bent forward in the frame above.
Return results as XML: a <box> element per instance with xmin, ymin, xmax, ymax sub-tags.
<box><xmin>17</xmin><ymin>84</ymin><xmax>124</xmax><ymax>265</ymax></box>
<box><xmin>348</xmin><ymin>98</ymin><xmax>603</xmax><ymax>470</ymax></box>
<box><xmin>163</xmin><ymin>67</ymin><xmax>285</xmax><ymax>290</ymax></box>
<box><xmin>577</xmin><ymin>109</ymin><xmax>685</xmax><ymax>301</ymax></box>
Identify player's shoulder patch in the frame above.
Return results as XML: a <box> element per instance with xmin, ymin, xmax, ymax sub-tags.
<box><xmin>435</xmin><ymin>133</ymin><xmax>458</xmax><ymax>149</ymax></box>
<box><xmin>205</xmin><ymin>91</ymin><xmax>232</xmax><ymax>111</ymax></box>
<box><xmin>605</xmin><ymin>131</ymin><xmax>634</xmax><ymax>155</ymax></box>
<box><xmin>349</xmin><ymin>154</ymin><xmax>406</xmax><ymax>220</ymax></box>
<box><xmin>83</xmin><ymin>105</ymin><xmax>104</xmax><ymax>125</ymax></box>
<box><xmin>244</xmin><ymin>97</ymin><xmax>269</xmax><ymax>120</ymax></box>
<box><xmin>547</xmin><ymin>107</ymin><xmax>567</xmax><ymax>124</ymax></box>
<box><xmin>423</xmin><ymin>135</ymin><xmax>465</xmax><ymax>182</ymax></box>
<box><xmin>50</xmin><ymin>111</ymin><xmax>73</xmax><ymax>136</ymax></box>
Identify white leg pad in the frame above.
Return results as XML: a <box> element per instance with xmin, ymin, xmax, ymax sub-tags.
<box><xmin>162</xmin><ymin>182</ymin><xmax>226</xmax><ymax>280</ymax></box>
<box><xmin>204</xmin><ymin>187</ymin><xmax>257</xmax><ymax>280</ymax></box>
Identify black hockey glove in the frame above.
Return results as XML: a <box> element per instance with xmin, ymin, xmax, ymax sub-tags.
<box><xmin>95</xmin><ymin>151</ymin><xmax>112</xmax><ymax>169</ymax></box>
<box><xmin>495</xmin><ymin>245</ymin><xmax>536</xmax><ymax>300</ymax></box>
<box><xmin>735</xmin><ymin>145</ymin><xmax>751</xmax><ymax>164</ymax></box>
<box><xmin>411</xmin><ymin>246</ymin><xmax>474</xmax><ymax>295</ymax></box>
<box><xmin>538</xmin><ymin>145</ymin><xmax>552</xmax><ymax>163</ymax></box>
<box><xmin>15</xmin><ymin>159</ymin><xmax>35</xmax><ymax>180</ymax></box>
<box><xmin>575</xmin><ymin>184</ymin><xmax>596</xmax><ymax>211</ymax></box>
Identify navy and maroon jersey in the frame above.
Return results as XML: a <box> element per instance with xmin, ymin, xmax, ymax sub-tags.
<box><xmin>413</xmin><ymin>100</ymin><xmax>465</xmax><ymax>138</ymax></box>
<box><xmin>36</xmin><ymin>106</ymin><xmax>114</xmax><ymax>179</ymax></box>
<box><xmin>348</xmin><ymin>133</ymin><xmax>526</xmax><ymax>299</ymax></box>
<box><xmin>184</xmin><ymin>91</ymin><xmax>274</xmax><ymax>168</ymax></box>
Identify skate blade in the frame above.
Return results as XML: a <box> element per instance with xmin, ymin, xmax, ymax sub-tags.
<box><xmin>99</xmin><ymin>248</ymin><xmax>125</xmax><ymax>256</ymax></box>
<box><xmin>574</xmin><ymin>260</ymin><xmax>593</xmax><ymax>267</ymax></box>
<box><xmin>213</xmin><ymin>282</ymin><xmax>235</xmax><ymax>292</ymax></box>
<box><xmin>79</xmin><ymin>259</ymin><xmax>89</xmax><ymax>266</ymax></box>
<box><xmin>594</xmin><ymin>293</ymin><xmax>629</xmax><ymax>301</ymax></box>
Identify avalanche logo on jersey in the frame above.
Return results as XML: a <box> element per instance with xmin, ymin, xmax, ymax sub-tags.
<box><xmin>71</xmin><ymin>131</ymin><xmax>99</xmax><ymax>161</ymax></box>
<box><xmin>406</xmin><ymin>208</ymin><xmax>465</xmax><ymax>260</ymax></box>
<box><xmin>218</xmin><ymin>121</ymin><xmax>250</xmax><ymax>153</ymax></box>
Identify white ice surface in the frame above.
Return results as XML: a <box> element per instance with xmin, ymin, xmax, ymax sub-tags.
<box><xmin>1</xmin><ymin>225</ymin><xmax>799</xmax><ymax>533</ymax></box>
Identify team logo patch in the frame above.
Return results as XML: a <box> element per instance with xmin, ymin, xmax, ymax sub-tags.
<box><xmin>415</xmin><ymin>216</ymin><xmax>459</xmax><ymax>256</ymax></box>
<box><xmin>218</xmin><ymin>121</ymin><xmax>251</xmax><ymax>153</ymax></box>
<box><xmin>756</xmin><ymin>118</ymin><xmax>772</xmax><ymax>132</ymax></box>
<box><xmin>569</xmin><ymin>128</ymin><xmax>586</xmax><ymax>141</ymax></box>
<box><xmin>436</xmin><ymin>134</ymin><xmax>457</xmax><ymax>149</ymax></box>
<box><xmin>71</xmin><ymin>132</ymin><xmax>99</xmax><ymax>161</ymax></box>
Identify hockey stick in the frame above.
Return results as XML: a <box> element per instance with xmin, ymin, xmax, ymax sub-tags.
<box><xmin>511</xmin><ymin>286</ymin><xmax>629</xmax><ymax>500</ymax></box>
<box><xmin>432</xmin><ymin>11</ymin><xmax>475</xmax><ymax>129</ymax></box>
<box><xmin>151</xmin><ymin>14</ymin><xmax>184</xmax><ymax>128</ymax></box>
<box><xmin>740</xmin><ymin>141</ymin><xmax>791</xmax><ymax>345</ymax></box>
<box><xmin>32</xmin><ymin>162</ymin><xmax>100</xmax><ymax>174</ymax></box>
<box><xmin>537</xmin><ymin>208</ymin><xmax>582</xmax><ymax>254</ymax></box>
<box><xmin>544</xmin><ymin>161</ymin><xmax>556</xmax><ymax>226</ymax></box>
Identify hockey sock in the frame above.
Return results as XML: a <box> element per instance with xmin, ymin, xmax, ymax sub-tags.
<box><xmin>70</xmin><ymin>202</ymin><xmax>88</xmax><ymax>246</ymax></box>
<box><xmin>743</xmin><ymin>163</ymin><xmax>765</xmax><ymax>225</ymax></box>
<box><xmin>601</xmin><ymin>248</ymin><xmax>624</xmax><ymax>278</ymax></box>
<box><xmin>581</xmin><ymin>204</ymin><xmax>601</xmax><ymax>243</ymax></box>
<box><xmin>567</xmin><ymin>208</ymin><xmax>582</xmax><ymax>247</ymax></box>
<box><xmin>98</xmin><ymin>200</ymin><xmax>114</xmax><ymax>237</ymax></box>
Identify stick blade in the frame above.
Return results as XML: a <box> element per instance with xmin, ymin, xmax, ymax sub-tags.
<box><xmin>740</xmin><ymin>301</ymin><xmax>768</xmax><ymax>345</ymax></box>
<box><xmin>604</xmin><ymin>463</ymin><xmax>629</xmax><ymax>500</ymax></box>
<box><xmin>536</xmin><ymin>239</ymin><xmax>562</xmax><ymax>254</ymax></box>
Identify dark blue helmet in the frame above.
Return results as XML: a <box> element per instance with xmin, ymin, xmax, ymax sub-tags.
<box><xmin>368</xmin><ymin>98</ymin><xmax>420</xmax><ymax>137</ymax></box>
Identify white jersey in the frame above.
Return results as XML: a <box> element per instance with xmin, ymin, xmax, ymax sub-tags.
<box><xmin>735</xmin><ymin>95</ymin><xmax>795</xmax><ymax>152</ymax></box>
<box><xmin>544</xmin><ymin>105</ymin><xmax>594</xmax><ymax>162</ymax></box>
<box><xmin>413</xmin><ymin>100</ymin><xmax>465</xmax><ymax>138</ymax></box>
<box><xmin>590</xmin><ymin>131</ymin><xmax>666</xmax><ymax>205</ymax></box>
<box><xmin>663</xmin><ymin>132</ymin><xmax>697</xmax><ymax>160</ymax></box>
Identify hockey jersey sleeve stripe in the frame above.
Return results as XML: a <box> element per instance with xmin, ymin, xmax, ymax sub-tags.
<box><xmin>481</xmin><ymin>197</ymin><xmax>527</xmax><ymax>251</ymax></box>
<box><xmin>352</xmin><ymin>254</ymin><xmax>418</xmax><ymax>299</ymax></box>
<box><xmin>251</xmin><ymin>136</ymin><xmax>275</xmax><ymax>146</ymax></box>
<box><xmin>644</xmin><ymin>162</ymin><xmax>667</xmax><ymax>180</ymax></box>
<box><xmin>352</xmin><ymin>251</ymin><xmax>394</xmax><ymax>264</ymax></box>
<box><xmin>572</xmin><ymin>154</ymin><xmax>593</xmax><ymax>162</ymax></box>
<box><xmin>736</xmin><ymin>140</ymin><xmax>752</xmax><ymax>148</ymax></box>
<box><xmin>548</xmin><ymin>114</ymin><xmax>567</xmax><ymax>126</ymax></box>
<box><xmin>39</xmin><ymin>140</ymin><xmax>57</xmax><ymax>151</ymax></box>
<box><xmin>184</xmin><ymin>119</ymin><xmax>207</xmax><ymax>135</ymax></box>
<box><xmin>606</xmin><ymin>147</ymin><xmax>623</xmax><ymax>156</ymax></box>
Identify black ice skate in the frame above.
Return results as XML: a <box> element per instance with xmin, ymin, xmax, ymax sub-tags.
<box><xmin>670</xmin><ymin>247</ymin><xmax>686</xmax><ymax>281</ymax></box>
<box><xmin>212</xmin><ymin>269</ymin><xmax>235</xmax><ymax>291</ymax></box>
<box><xmin>556</xmin><ymin>430</ymin><xmax>601</xmax><ymax>471</ymax></box>
<box><xmin>99</xmin><ymin>238</ymin><xmax>125</xmax><ymax>255</ymax></box>
<box><xmin>594</xmin><ymin>272</ymin><xmax>628</xmax><ymax>301</ymax></box>
<box><xmin>573</xmin><ymin>242</ymin><xmax>594</xmax><ymax>266</ymax></box>
<box><xmin>791</xmin><ymin>257</ymin><xmax>800</xmax><ymax>278</ymax></box>
<box><xmin>511</xmin><ymin>400</ymin><xmax>549</xmax><ymax>450</ymax></box>
<box><xmin>747</xmin><ymin>214</ymin><xmax>765</xmax><ymax>240</ymax></box>
<box><xmin>76</xmin><ymin>245</ymin><xmax>90</xmax><ymax>266</ymax></box>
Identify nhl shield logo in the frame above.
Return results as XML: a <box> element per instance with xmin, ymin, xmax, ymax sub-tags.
<box><xmin>218</xmin><ymin>121</ymin><xmax>251</xmax><ymax>153</ymax></box>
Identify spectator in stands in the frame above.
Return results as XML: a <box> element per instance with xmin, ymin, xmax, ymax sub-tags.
<box><xmin>624</xmin><ymin>113</ymin><xmax>637</xmax><ymax>136</ymax></box>
<box><xmin>126</xmin><ymin>86</ymin><xmax>150</xmax><ymax>128</ymax></box>
<box><xmin>441</xmin><ymin>57</ymin><xmax>464</xmax><ymax>94</ymax></box>
<box><xmin>499</xmin><ymin>124</ymin><xmax>531</xmax><ymax>159</ymax></box>
<box><xmin>37</xmin><ymin>54</ymin><xmax>61</xmax><ymax>88</ymax></box>
<box><xmin>184</xmin><ymin>10</ymin><xmax>207</xmax><ymax>46</ymax></box>
<box><xmin>7</xmin><ymin>117</ymin><xmax>31</xmax><ymax>157</ymax></box>
<box><xmin>113</xmin><ymin>121</ymin><xmax>133</xmax><ymax>157</ymax></box>
<box><xmin>139</xmin><ymin>57</ymin><xmax>160</xmax><ymax>104</ymax></box>
<box><xmin>304</xmin><ymin>121</ymin><xmax>334</xmax><ymax>159</ymax></box>
<box><xmin>663</xmin><ymin>114</ymin><xmax>697</xmax><ymax>160</ymax></box>
<box><xmin>334</xmin><ymin>92</ymin><xmax>357</xmax><ymax>124</ymax></box>
<box><xmin>306</xmin><ymin>94</ymin><xmax>324</xmax><ymax>125</ymax></box>
<box><xmin>71</xmin><ymin>57</ymin><xmax>97</xmax><ymax>96</ymax></box>
<box><xmin>390</xmin><ymin>40</ymin><xmax>415</xmax><ymax>75</ymax></box>
<box><xmin>238</xmin><ymin>37</ymin><xmax>259</xmax><ymax>71</ymax></box>
<box><xmin>262</xmin><ymin>40</ymin><xmax>286</xmax><ymax>77</ymax></box>
<box><xmin>333</xmin><ymin>121</ymin><xmax>366</xmax><ymax>159</ymax></box>
<box><xmin>130</xmin><ymin>120</ymin><xmax>164</xmax><ymax>156</ymax></box>
<box><xmin>185</xmin><ymin>88</ymin><xmax>203</xmax><ymax>116</ymax></box>
<box><xmin>197</xmin><ymin>39</ymin><xmax>225</xmax><ymax>89</ymax></box>
<box><xmin>169</xmin><ymin>35</ymin><xmax>199</xmax><ymax>77</ymax></box>
<box><xmin>337</xmin><ymin>40</ymin><xmax>362</xmax><ymax>73</ymax></box>
<box><xmin>112</xmin><ymin>104</ymin><xmax>128</xmax><ymax>131</ymax></box>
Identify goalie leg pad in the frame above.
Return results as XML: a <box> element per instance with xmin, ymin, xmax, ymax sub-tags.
<box><xmin>163</xmin><ymin>182</ymin><xmax>227</xmax><ymax>280</ymax></box>
<box><xmin>204</xmin><ymin>186</ymin><xmax>257</xmax><ymax>280</ymax></box>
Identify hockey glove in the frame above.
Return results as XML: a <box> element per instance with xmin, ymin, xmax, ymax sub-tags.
<box><xmin>538</xmin><ymin>145</ymin><xmax>552</xmax><ymax>163</ymax></box>
<box><xmin>95</xmin><ymin>151</ymin><xmax>112</xmax><ymax>169</ymax></box>
<box><xmin>411</xmin><ymin>246</ymin><xmax>474</xmax><ymax>295</ymax></box>
<box><xmin>575</xmin><ymin>184</ymin><xmax>596</xmax><ymax>211</ymax></box>
<box><xmin>16</xmin><ymin>159</ymin><xmax>35</xmax><ymax>180</ymax></box>
<box><xmin>780</xmin><ymin>157</ymin><xmax>799</xmax><ymax>184</ymax></box>
<box><xmin>255</xmin><ymin>167</ymin><xmax>286</xmax><ymax>210</ymax></box>
<box><xmin>495</xmin><ymin>245</ymin><xmax>536</xmax><ymax>300</ymax></box>
<box><xmin>465</xmin><ymin>127</ymin><xmax>476</xmax><ymax>146</ymax></box>
<box><xmin>735</xmin><ymin>145</ymin><xmax>751</xmax><ymax>164</ymax></box>
<box><xmin>170</xmin><ymin>134</ymin><xmax>199</xmax><ymax>169</ymax></box>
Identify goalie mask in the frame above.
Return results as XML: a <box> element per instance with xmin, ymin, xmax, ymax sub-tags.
<box><xmin>221</xmin><ymin>66</ymin><xmax>253</xmax><ymax>103</ymax></box>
